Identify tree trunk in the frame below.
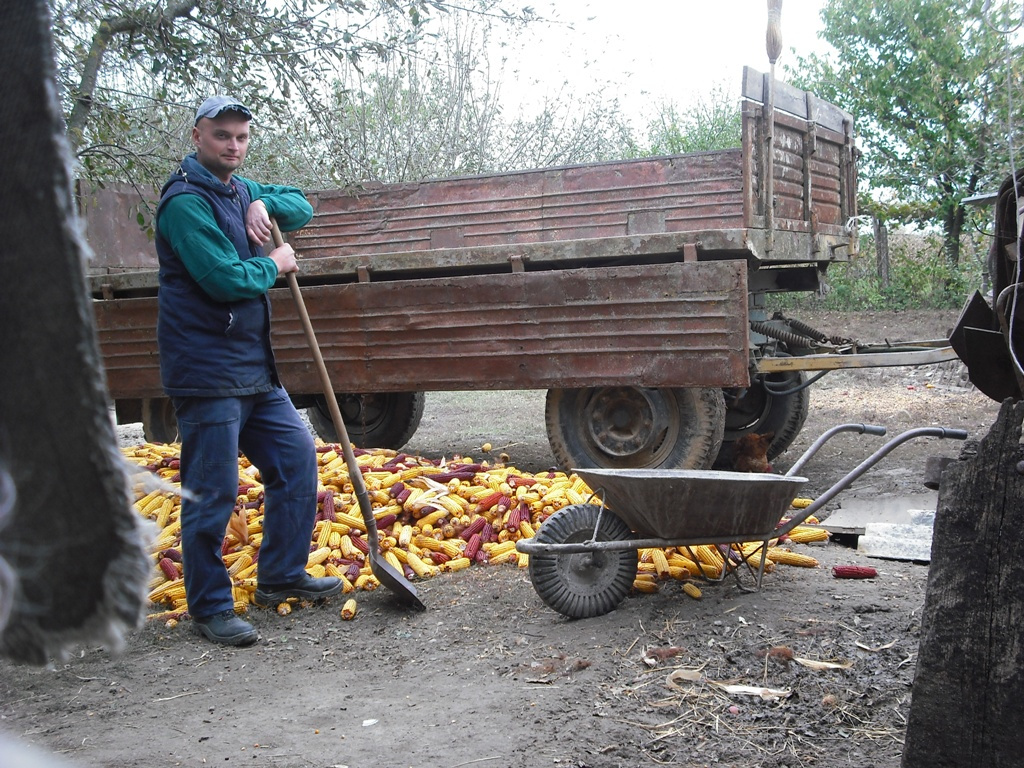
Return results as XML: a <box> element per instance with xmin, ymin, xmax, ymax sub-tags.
<box><xmin>902</xmin><ymin>399</ymin><xmax>1024</xmax><ymax>767</ymax></box>
<box><xmin>0</xmin><ymin>0</ymin><xmax>150</xmax><ymax>665</ymax></box>
<box><xmin>874</xmin><ymin>217</ymin><xmax>890</xmax><ymax>289</ymax></box>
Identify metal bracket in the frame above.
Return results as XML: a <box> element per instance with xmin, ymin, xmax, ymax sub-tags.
<box><xmin>509</xmin><ymin>254</ymin><xmax>525</xmax><ymax>273</ymax></box>
<box><xmin>356</xmin><ymin>265</ymin><xmax>371</xmax><ymax>283</ymax></box>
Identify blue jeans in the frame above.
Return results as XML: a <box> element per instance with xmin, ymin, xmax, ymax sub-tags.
<box><xmin>172</xmin><ymin>387</ymin><xmax>317</xmax><ymax>619</ymax></box>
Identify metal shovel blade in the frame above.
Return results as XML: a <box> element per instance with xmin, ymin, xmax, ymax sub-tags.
<box><xmin>273</xmin><ymin>221</ymin><xmax>425</xmax><ymax>611</ymax></box>
<box><xmin>949</xmin><ymin>291</ymin><xmax>1022</xmax><ymax>402</ymax></box>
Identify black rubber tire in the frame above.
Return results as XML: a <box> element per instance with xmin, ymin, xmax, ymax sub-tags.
<box><xmin>141</xmin><ymin>398</ymin><xmax>179</xmax><ymax>443</ymax></box>
<box><xmin>528</xmin><ymin>504</ymin><xmax>638</xmax><ymax>619</ymax></box>
<box><xmin>714</xmin><ymin>370</ymin><xmax>810</xmax><ymax>469</ymax></box>
<box><xmin>306</xmin><ymin>391</ymin><xmax>425</xmax><ymax>449</ymax></box>
<box><xmin>545</xmin><ymin>387</ymin><xmax>725</xmax><ymax>470</ymax></box>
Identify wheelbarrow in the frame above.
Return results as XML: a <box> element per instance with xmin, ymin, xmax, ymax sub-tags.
<box><xmin>516</xmin><ymin>424</ymin><xmax>968</xmax><ymax>618</ymax></box>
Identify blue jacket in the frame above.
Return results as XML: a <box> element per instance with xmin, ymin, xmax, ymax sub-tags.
<box><xmin>155</xmin><ymin>154</ymin><xmax>313</xmax><ymax>397</ymax></box>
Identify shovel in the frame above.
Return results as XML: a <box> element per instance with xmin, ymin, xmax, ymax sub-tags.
<box><xmin>271</xmin><ymin>220</ymin><xmax>426</xmax><ymax>611</ymax></box>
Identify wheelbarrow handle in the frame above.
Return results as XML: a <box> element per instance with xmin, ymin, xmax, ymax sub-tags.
<box><xmin>776</xmin><ymin>425</ymin><xmax>969</xmax><ymax>539</ymax></box>
<box><xmin>786</xmin><ymin>423</ymin><xmax>887</xmax><ymax>477</ymax></box>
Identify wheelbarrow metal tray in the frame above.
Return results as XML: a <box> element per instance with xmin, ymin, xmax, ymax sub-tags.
<box><xmin>574</xmin><ymin>468</ymin><xmax>808</xmax><ymax>541</ymax></box>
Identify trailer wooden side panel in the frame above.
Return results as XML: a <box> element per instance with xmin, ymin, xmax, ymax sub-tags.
<box><xmin>93</xmin><ymin>260</ymin><xmax>749</xmax><ymax>396</ymax></box>
<box><xmin>293</xmin><ymin>150</ymin><xmax>746</xmax><ymax>261</ymax></box>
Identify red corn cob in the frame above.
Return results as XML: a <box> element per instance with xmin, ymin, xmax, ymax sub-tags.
<box><xmin>158</xmin><ymin>557</ymin><xmax>179</xmax><ymax>581</ymax></box>
<box><xmin>463</xmin><ymin>533</ymin><xmax>483</xmax><ymax>560</ymax></box>
<box><xmin>460</xmin><ymin>517</ymin><xmax>487</xmax><ymax>541</ymax></box>
<box><xmin>832</xmin><ymin>565</ymin><xmax>878</xmax><ymax>579</ymax></box>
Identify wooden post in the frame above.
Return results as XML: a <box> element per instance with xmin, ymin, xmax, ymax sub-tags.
<box><xmin>874</xmin><ymin>218</ymin><xmax>890</xmax><ymax>289</ymax></box>
<box><xmin>902</xmin><ymin>399</ymin><xmax>1024</xmax><ymax>767</ymax></box>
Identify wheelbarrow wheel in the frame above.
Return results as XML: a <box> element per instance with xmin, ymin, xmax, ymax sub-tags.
<box><xmin>528</xmin><ymin>504</ymin><xmax>638</xmax><ymax>619</ymax></box>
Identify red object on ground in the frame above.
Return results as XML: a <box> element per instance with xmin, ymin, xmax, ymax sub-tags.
<box><xmin>832</xmin><ymin>565</ymin><xmax>878</xmax><ymax>579</ymax></box>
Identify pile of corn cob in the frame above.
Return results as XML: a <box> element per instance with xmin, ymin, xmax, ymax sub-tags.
<box><xmin>128</xmin><ymin>441</ymin><xmax>828</xmax><ymax>621</ymax></box>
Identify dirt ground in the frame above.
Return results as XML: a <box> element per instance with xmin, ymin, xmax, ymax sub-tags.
<box><xmin>0</xmin><ymin>309</ymin><xmax>1002</xmax><ymax>768</ymax></box>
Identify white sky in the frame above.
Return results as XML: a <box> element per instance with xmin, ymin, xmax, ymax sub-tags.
<box><xmin>496</xmin><ymin>0</ymin><xmax>832</xmax><ymax>125</ymax></box>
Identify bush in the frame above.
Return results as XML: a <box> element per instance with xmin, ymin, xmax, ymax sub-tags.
<box><xmin>768</xmin><ymin>230</ymin><xmax>986</xmax><ymax>312</ymax></box>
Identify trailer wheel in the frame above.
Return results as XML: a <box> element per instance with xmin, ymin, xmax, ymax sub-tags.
<box><xmin>545</xmin><ymin>387</ymin><xmax>725</xmax><ymax>470</ymax></box>
<box><xmin>141</xmin><ymin>398</ymin><xmax>179</xmax><ymax>443</ymax></box>
<box><xmin>528</xmin><ymin>504</ymin><xmax>638</xmax><ymax>619</ymax></box>
<box><xmin>307</xmin><ymin>391</ymin><xmax>425</xmax><ymax>449</ymax></box>
<box><xmin>714</xmin><ymin>370</ymin><xmax>809</xmax><ymax>469</ymax></box>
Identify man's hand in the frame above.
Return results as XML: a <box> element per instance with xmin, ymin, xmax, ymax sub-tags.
<box><xmin>269</xmin><ymin>244</ymin><xmax>298</xmax><ymax>275</ymax></box>
<box><xmin>245</xmin><ymin>199</ymin><xmax>272</xmax><ymax>245</ymax></box>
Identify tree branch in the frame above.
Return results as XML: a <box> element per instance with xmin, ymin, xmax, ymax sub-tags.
<box><xmin>66</xmin><ymin>0</ymin><xmax>199</xmax><ymax>149</ymax></box>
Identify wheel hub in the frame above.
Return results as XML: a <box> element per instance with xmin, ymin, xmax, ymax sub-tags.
<box><xmin>584</xmin><ymin>387</ymin><xmax>670</xmax><ymax>458</ymax></box>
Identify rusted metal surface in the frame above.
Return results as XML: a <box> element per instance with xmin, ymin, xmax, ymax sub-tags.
<box><xmin>91</xmin><ymin>298</ymin><xmax>164</xmax><ymax>399</ymax></box>
<box><xmin>292</xmin><ymin>151</ymin><xmax>746</xmax><ymax>261</ymax></box>
<box><xmin>93</xmin><ymin>261</ymin><xmax>750</xmax><ymax>398</ymax></box>
<box><xmin>741</xmin><ymin>66</ymin><xmax>856</xmax><ymax>261</ymax></box>
<box><xmin>78</xmin><ymin>181</ymin><xmax>159</xmax><ymax>275</ymax></box>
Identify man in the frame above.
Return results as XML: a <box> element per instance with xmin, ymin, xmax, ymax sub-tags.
<box><xmin>156</xmin><ymin>95</ymin><xmax>341</xmax><ymax>646</ymax></box>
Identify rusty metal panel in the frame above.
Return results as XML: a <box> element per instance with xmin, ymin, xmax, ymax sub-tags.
<box><xmin>93</xmin><ymin>261</ymin><xmax>749</xmax><ymax>400</ymax></box>
<box><xmin>293</xmin><ymin>153</ymin><xmax>746</xmax><ymax>261</ymax></box>
<box><xmin>267</xmin><ymin>260</ymin><xmax>750</xmax><ymax>393</ymax></box>
<box><xmin>77</xmin><ymin>182</ymin><xmax>159</xmax><ymax>275</ymax></box>
<box><xmin>92</xmin><ymin>298</ymin><xmax>164</xmax><ymax>398</ymax></box>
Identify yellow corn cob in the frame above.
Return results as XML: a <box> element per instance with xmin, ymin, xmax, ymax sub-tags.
<box><xmin>666</xmin><ymin>553</ymin><xmax>701</xmax><ymax>576</ymax></box>
<box><xmin>389</xmin><ymin>467</ymin><xmax>417</xmax><ymax>483</ymax></box>
<box><xmin>227</xmin><ymin>553</ymin><xmax>253</xmax><ymax>576</ymax></box>
<box><xmin>416</xmin><ymin>509</ymin><xmax>448</xmax><ymax>528</ymax></box>
<box><xmin>516</xmin><ymin>552</ymin><xmax>529</xmax><ymax>568</ymax></box>
<box><xmin>138</xmin><ymin>493</ymin><xmax>168</xmax><ymax>517</ymax></box>
<box><xmin>632</xmin><ymin>577</ymin><xmax>659</xmax><ymax>593</ymax></box>
<box><xmin>667</xmin><ymin>565</ymin><xmax>692</xmax><ymax>580</ymax></box>
<box><xmin>307</xmin><ymin>563</ymin><xmax>327</xmax><ymax>579</ymax></box>
<box><xmin>436</xmin><ymin>539</ymin><xmax>465</xmax><ymax>560</ymax></box>
<box><xmin>564</xmin><ymin>488</ymin><xmax>585</xmax><ymax>506</ymax></box>
<box><xmin>232</xmin><ymin>586</ymin><xmax>250</xmax><ymax>605</ymax></box>
<box><xmin>307</xmin><ymin>546</ymin><xmax>331</xmax><ymax>567</ymax></box>
<box><xmin>325</xmin><ymin>562</ymin><xmax>343</xmax><ymax>579</ymax></box>
<box><xmin>435</xmin><ymin>495</ymin><xmax>466</xmax><ymax>517</ymax></box>
<box><xmin>328</xmin><ymin>530</ymin><xmax>342</xmax><ymax>549</ymax></box>
<box><xmin>406</xmin><ymin>551</ymin><xmax>439</xmax><ymax>578</ymax></box>
<box><xmin>786</xmin><ymin>526</ymin><xmax>830</xmax><ymax>544</ymax></box>
<box><xmin>222</xmin><ymin>549</ymin><xmax>248</xmax><ymax>566</ymax></box>
<box><xmin>540</xmin><ymin>481</ymin><xmax>572</xmax><ymax>503</ymax></box>
<box><xmin>390</xmin><ymin>547</ymin><xmax>409</xmax><ymax>564</ymax></box>
<box><xmin>134</xmin><ymin>488</ymin><xmax>161</xmax><ymax>510</ymax></box>
<box><xmin>485</xmin><ymin>539</ymin><xmax>518</xmax><ymax>555</ymax></box>
<box><xmin>336</xmin><ymin>510</ymin><xmax>367</xmax><ymax>531</ymax></box>
<box><xmin>235</xmin><ymin>562</ymin><xmax>259</xmax><ymax>580</ymax></box>
<box><xmin>442</xmin><ymin>557</ymin><xmax>472</xmax><ymax>573</ymax></box>
<box><xmin>766</xmin><ymin>547</ymin><xmax>820</xmax><ymax>567</ymax></box>
<box><xmin>341</xmin><ymin>575</ymin><xmax>356</xmax><ymax>593</ymax></box>
<box><xmin>339</xmin><ymin>535</ymin><xmax>362</xmax><ymax>560</ymax></box>
<box><xmin>682</xmin><ymin>582</ymin><xmax>702</xmax><ymax>599</ymax></box>
<box><xmin>690</xmin><ymin>545</ymin><xmax>724</xmax><ymax>566</ymax></box>
<box><xmin>152</xmin><ymin>582</ymin><xmax>187</xmax><ymax>605</ymax></box>
<box><xmin>155</xmin><ymin>498</ymin><xmax>175</xmax><ymax>529</ymax></box>
<box><xmin>341</xmin><ymin>598</ymin><xmax>357</xmax><ymax>620</ymax></box>
<box><xmin>790</xmin><ymin>497</ymin><xmax>814</xmax><ymax>509</ymax></box>
<box><xmin>489</xmin><ymin>548</ymin><xmax>519</xmax><ymax>565</ymax></box>
<box><xmin>315</xmin><ymin>521</ymin><xmax>332</xmax><ymax>549</ymax></box>
<box><xmin>384</xmin><ymin>550</ymin><xmax>403</xmax><ymax>572</ymax></box>
<box><xmin>650</xmin><ymin>548</ymin><xmax>670</xmax><ymax>579</ymax></box>
<box><xmin>330</xmin><ymin>521</ymin><xmax>352</xmax><ymax>536</ymax></box>
<box><xmin>414</xmin><ymin>535</ymin><xmax>443</xmax><ymax>552</ymax></box>
<box><xmin>354</xmin><ymin>573</ymin><xmax>379</xmax><ymax>590</ymax></box>
<box><xmin>518</xmin><ymin>520</ymin><xmax>536</xmax><ymax>539</ymax></box>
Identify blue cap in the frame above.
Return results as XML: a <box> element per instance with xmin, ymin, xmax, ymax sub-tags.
<box><xmin>194</xmin><ymin>95</ymin><xmax>252</xmax><ymax>125</ymax></box>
